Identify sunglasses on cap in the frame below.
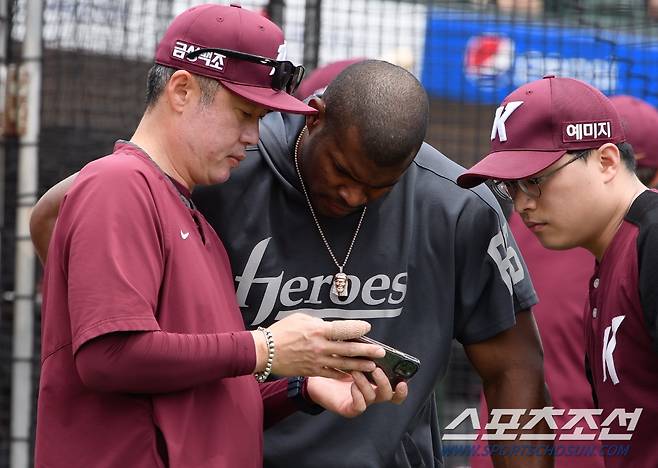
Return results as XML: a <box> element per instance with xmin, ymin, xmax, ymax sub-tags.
<box><xmin>186</xmin><ymin>47</ymin><xmax>305</xmax><ymax>95</ymax></box>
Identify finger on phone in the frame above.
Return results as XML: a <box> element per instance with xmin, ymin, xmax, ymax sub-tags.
<box><xmin>369</xmin><ymin>368</ymin><xmax>394</xmax><ymax>401</ymax></box>
<box><xmin>392</xmin><ymin>380</ymin><xmax>409</xmax><ymax>404</ymax></box>
<box><xmin>326</xmin><ymin>320</ymin><xmax>371</xmax><ymax>340</ymax></box>
<box><xmin>325</xmin><ymin>356</ymin><xmax>377</xmax><ymax>373</ymax></box>
<box><xmin>350</xmin><ymin>378</ymin><xmax>367</xmax><ymax>413</ymax></box>
<box><xmin>327</xmin><ymin>341</ymin><xmax>386</xmax><ymax>358</ymax></box>
<box><xmin>351</xmin><ymin>371</ymin><xmax>377</xmax><ymax>403</ymax></box>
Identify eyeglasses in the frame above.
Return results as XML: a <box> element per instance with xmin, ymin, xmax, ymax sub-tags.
<box><xmin>186</xmin><ymin>47</ymin><xmax>305</xmax><ymax>94</ymax></box>
<box><xmin>492</xmin><ymin>149</ymin><xmax>591</xmax><ymax>201</ymax></box>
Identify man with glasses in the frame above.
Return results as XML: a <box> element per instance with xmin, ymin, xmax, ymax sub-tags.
<box><xmin>471</xmin><ymin>132</ymin><xmax>603</xmax><ymax>468</ymax></box>
<box><xmin>458</xmin><ymin>75</ymin><xmax>658</xmax><ymax>468</ymax></box>
<box><xmin>31</xmin><ymin>5</ymin><xmax>406</xmax><ymax>467</ymax></box>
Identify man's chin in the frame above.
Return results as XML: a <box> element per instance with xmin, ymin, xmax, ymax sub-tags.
<box><xmin>309</xmin><ymin>194</ymin><xmax>360</xmax><ymax>218</ymax></box>
<box><xmin>535</xmin><ymin>232</ymin><xmax>574</xmax><ymax>251</ymax></box>
<box><xmin>208</xmin><ymin>170</ymin><xmax>231</xmax><ymax>186</ymax></box>
<box><xmin>317</xmin><ymin>203</ymin><xmax>357</xmax><ymax>218</ymax></box>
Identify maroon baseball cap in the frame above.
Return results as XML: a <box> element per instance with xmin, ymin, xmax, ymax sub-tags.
<box><xmin>610</xmin><ymin>95</ymin><xmax>658</xmax><ymax>169</ymax></box>
<box><xmin>457</xmin><ymin>76</ymin><xmax>626</xmax><ymax>188</ymax></box>
<box><xmin>154</xmin><ymin>3</ymin><xmax>315</xmax><ymax>115</ymax></box>
<box><xmin>295</xmin><ymin>58</ymin><xmax>367</xmax><ymax>99</ymax></box>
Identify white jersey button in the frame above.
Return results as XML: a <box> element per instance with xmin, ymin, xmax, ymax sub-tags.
<box><xmin>592</xmin><ymin>307</ymin><xmax>598</xmax><ymax>318</ymax></box>
<box><xmin>593</xmin><ymin>278</ymin><xmax>600</xmax><ymax>288</ymax></box>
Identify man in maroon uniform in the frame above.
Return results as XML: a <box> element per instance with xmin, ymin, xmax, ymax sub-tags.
<box><xmin>34</xmin><ymin>4</ymin><xmax>405</xmax><ymax>467</ymax></box>
<box><xmin>458</xmin><ymin>75</ymin><xmax>658</xmax><ymax>467</ymax></box>
<box><xmin>474</xmin><ymin>92</ymin><xmax>658</xmax><ymax>468</ymax></box>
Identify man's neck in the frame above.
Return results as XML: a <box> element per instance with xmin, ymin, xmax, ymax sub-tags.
<box><xmin>589</xmin><ymin>177</ymin><xmax>646</xmax><ymax>260</ymax></box>
<box><xmin>131</xmin><ymin>112</ymin><xmax>194</xmax><ymax>191</ymax></box>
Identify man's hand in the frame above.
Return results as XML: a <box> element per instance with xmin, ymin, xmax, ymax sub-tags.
<box><xmin>252</xmin><ymin>313</ymin><xmax>386</xmax><ymax>379</ymax></box>
<box><xmin>306</xmin><ymin>369</ymin><xmax>408</xmax><ymax>418</ymax></box>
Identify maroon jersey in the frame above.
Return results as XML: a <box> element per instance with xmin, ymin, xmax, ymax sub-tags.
<box><xmin>585</xmin><ymin>189</ymin><xmax>658</xmax><ymax>468</ymax></box>
<box><xmin>36</xmin><ymin>142</ymin><xmax>264</xmax><ymax>467</ymax></box>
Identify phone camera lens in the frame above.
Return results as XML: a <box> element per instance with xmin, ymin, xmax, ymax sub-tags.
<box><xmin>394</xmin><ymin>361</ymin><xmax>417</xmax><ymax>377</ymax></box>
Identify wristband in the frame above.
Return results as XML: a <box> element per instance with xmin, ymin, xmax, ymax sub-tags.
<box><xmin>254</xmin><ymin>327</ymin><xmax>274</xmax><ymax>383</ymax></box>
<box><xmin>287</xmin><ymin>376</ymin><xmax>325</xmax><ymax>415</ymax></box>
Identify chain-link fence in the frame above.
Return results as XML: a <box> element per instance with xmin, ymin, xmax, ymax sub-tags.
<box><xmin>2</xmin><ymin>1</ymin><xmax>658</xmax><ymax>467</ymax></box>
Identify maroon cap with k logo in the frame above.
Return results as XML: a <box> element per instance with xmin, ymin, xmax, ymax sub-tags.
<box><xmin>457</xmin><ymin>75</ymin><xmax>626</xmax><ymax>188</ymax></box>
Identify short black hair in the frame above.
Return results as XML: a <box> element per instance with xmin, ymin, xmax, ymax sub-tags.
<box><xmin>617</xmin><ymin>141</ymin><xmax>637</xmax><ymax>172</ymax></box>
<box><xmin>145</xmin><ymin>64</ymin><xmax>220</xmax><ymax>109</ymax></box>
<box><xmin>636</xmin><ymin>165</ymin><xmax>658</xmax><ymax>186</ymax></box>
<box><xmin>322</xmin><ymin>60</ymin><xmax>429</xmax><ymax>167</ymax></box>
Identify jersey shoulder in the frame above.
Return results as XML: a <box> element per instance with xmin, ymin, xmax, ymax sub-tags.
<box><xmin>411</xmin><ymin>143</ymin><xmax>507</xmax><ymax>224</ymax></box>
<box><xmin>78</xmin><ymin>145</ymin><xmax>156</xmax><ymax>184</ymax></box>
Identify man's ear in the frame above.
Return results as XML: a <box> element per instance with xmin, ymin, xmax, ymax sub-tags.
<box><xmin>165</xmin><ymin>70</ymin><xmax>196</xmax><ymax>113</ymax></box>
<box><xmin>598</xmin><ymin>143</ymin><xmax>623</xmax><ymax>183</ymax></box>
<box><xmin>305</xmin><ymin>97</ymin><xmax>326</xmax><ymax>134</ymax></box>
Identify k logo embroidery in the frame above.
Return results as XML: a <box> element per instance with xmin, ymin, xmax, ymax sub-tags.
<box><xmin>490</xmin><ymin>101</ymin><xmax>523</xmax><ymax>142</ymax></box>
<box><xmin>602</xmin><ymin>315</ymin><xmax>626</xmax><ymax>385</ymax></box>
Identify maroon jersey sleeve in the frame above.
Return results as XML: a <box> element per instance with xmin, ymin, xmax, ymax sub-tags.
<box><xmin>74</xmin><ymin>329</ymin><xmax>256</xmax><ymax>393</ymax></box>
<box><xmin>57</xmin><ymin>162</ymin><xmax>164</xmax><ymax>352</ymax></box>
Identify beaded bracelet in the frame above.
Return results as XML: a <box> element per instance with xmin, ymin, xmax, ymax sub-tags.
<box><xmin>254</xmin><ymin>327</ymin><xmax>275</xmax><ymax>383</ymax></box>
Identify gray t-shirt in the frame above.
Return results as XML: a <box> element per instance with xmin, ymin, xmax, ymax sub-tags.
<box><xmin>193</xmin><ymin>112</ymin><xmax>537</xmax><ymax>468</ymax></box>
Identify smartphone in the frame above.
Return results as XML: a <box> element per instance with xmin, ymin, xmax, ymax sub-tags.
<box><xmin>350</xmin><ymin>335</ymin><xmax>421</xmax><ymax>386</ymax></box>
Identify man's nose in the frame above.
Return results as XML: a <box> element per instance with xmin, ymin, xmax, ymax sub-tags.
<box><xmin>241</xmin><ymin>121</ymin><xmax>259</xmax><ymax>146</ymax></box>
<box><xmin>338</xmin><ymin>185</ymin><xmax>368</xmax><ymax>208</ymax></box>
<box><xmin>513</xmin><ymin>189</ymin><xmax>537</xmax><ymax>213</ymax></box>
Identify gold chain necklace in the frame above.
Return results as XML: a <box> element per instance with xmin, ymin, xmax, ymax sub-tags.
<box><xmin>293</xmin><ymin>127</ymin><xmax>366</xmax><ymax>298</ymax></box>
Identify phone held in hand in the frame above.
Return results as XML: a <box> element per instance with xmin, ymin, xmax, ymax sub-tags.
<box><xmin>350</xmin><ymin>335</ymin><xmax>420</xmax><ymax>385</ymax></box>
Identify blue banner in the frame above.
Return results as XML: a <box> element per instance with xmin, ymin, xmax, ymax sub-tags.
<box><xmin>421</xmin><ymin>9</ymin><xmax>658</xmax><ymax>105</ymax></box>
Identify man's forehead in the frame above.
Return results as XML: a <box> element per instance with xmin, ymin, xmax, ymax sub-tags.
<box><xmin>224</xmin><ymin>85</ymin><xmax>270</xmax><ymax>116</ymax></box>
<box><xmin>332</xmin><ymin>126</ymin><xmax>409</xmax><ymax>187</ymax></box>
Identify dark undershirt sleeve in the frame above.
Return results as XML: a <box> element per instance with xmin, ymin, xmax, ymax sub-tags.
<box><xmin>260</xmin><ymin>378</ymin><xmax>325</xmax><ymax>429</ymax></box>
<box><xmin>638</xmin><ymin>222</ymin><xmax>658</xmax><ymax>355</ymax></box>
<box><xmin>74</xmin><ymin>330</ymin><xmax>256</xmax><ymax>393</ymax></box>
<box><xmin>260</xmin><ymin>380</ymin><xmax>298</xmax><ymax>428</ymax></box>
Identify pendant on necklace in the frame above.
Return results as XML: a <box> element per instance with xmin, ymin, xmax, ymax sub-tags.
<box><xmin>331</xmin><ymin>272</ymin><xmax>349</xmax><ymax>298</ymax></box>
